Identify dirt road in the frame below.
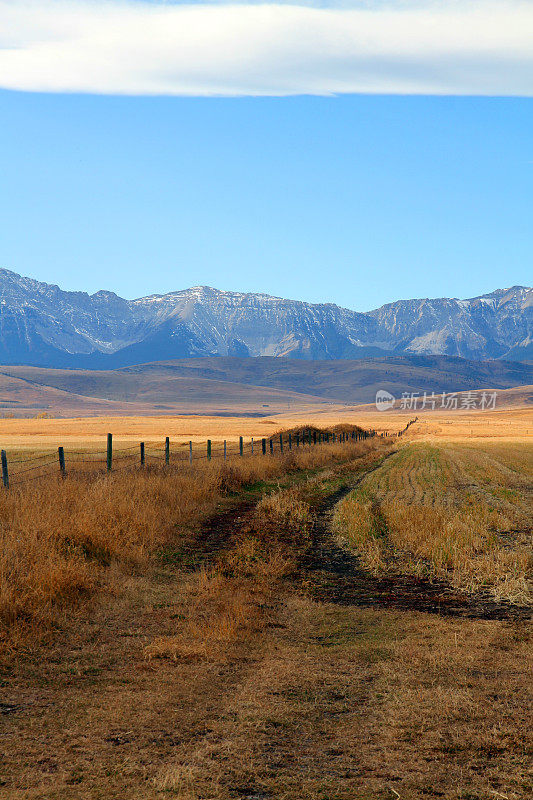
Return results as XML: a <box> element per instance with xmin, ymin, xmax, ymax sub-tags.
<box><xmin>1</xmin><ymin>450</ymin><xmax>531</xmax><ymax>799</ymax></box>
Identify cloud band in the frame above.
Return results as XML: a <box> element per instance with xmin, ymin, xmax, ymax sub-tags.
<box><xmin>0</xmin><ymin>1</ymin><xmax>532</xmax><ymax>96</ymax></box>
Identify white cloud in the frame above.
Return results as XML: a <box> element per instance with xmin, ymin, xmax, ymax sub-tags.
<box><xmin>0</xmin><ymin>0</ymin><xmax>531</xmax><ymax>96</ymax></box>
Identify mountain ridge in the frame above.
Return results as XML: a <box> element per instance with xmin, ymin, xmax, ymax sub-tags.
<box><xmin>0</xmin><ymin>268</ymin><xmax>530</xmax><ymax>367</ymax></box>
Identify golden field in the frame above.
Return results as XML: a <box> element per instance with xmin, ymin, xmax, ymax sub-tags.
<box><xmin>0</xmin><ymin>387</ymin><xmax>530</xmax><ymax>454</ymax></box>
<box><xmin>334</xmin><ymin>440</ymin><xmax>532</xmax><ymax>603</ymax></box>
<box><xmin>0</xmin><ymin>409</ymin><xmax>345</xmax><ymax>453</ymax></box>
<box><xmin>0</xmin><ymin>399</ymin><xmax>531</xmax><ymax>799</ymax></box>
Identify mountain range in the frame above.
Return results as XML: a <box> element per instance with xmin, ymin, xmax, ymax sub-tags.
<box><xmin>0</xmin><ymin>269</ymin><xmax>531</xmax><ymax>368</ymax></box>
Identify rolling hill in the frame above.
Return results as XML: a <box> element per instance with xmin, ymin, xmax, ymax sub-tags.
<box><xmin>1</xmin><ymin>354</ymin><xmax>531</xmax><ymax>417</ymax></box>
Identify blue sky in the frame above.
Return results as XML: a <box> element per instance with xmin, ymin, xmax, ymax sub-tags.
<box><xmin>0</xmin><ymin>2</ymin><xmax>532</xmax><ymax>310</ymax></box>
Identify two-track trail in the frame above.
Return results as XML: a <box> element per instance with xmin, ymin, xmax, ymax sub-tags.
<box><xmin>304</xmin><ymin>480</ymin><xmax>531</xmax><ymax>621</ymax></box>
<box><xmin>1</xmin><ymin>446</ymin><xmax>531</xmax><ymax>799</ymax></box>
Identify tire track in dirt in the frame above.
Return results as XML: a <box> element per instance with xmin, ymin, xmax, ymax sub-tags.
<box><xmin>302</xmin><ymin>463</ymin><xmax>532</xmax><ymax>622</ymax></box>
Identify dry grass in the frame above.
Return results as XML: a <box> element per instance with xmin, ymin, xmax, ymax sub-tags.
<box><xmin>151</xmin><ymin>599</ymin><xmax>532</xmax><ymax>800</ymax></box>
<box><xmin>0</xmin><ymin>435</ymin><xmax>376</xmax><ymax>649</ymax></box>
<box><xmin>1</xmin><ymin>436</ymin><xmax>531</xmax><ymax>799</ymax></box>
<box><xmin>335</xmin><ymin>442</ymin><xmax>533</xmax><ymax>603</ymax></box>
<box><xmin>351</xmin><ymin>404</ymin><xmax>533</xmax><ymax>441</ymax></box>
<box><xmin>0</xmin><ymin>396</ymin><xmax>530</xmax><ymax>459</ymax></box>
<box><xmin>0</xmin><ymin>413</ymin><xmax>360</xmax><ymax>451</ymax></box>
<box><xmin>145</xmin><ymin>484</ymin><xmax>314</xmax><ymax>663</ymax></box>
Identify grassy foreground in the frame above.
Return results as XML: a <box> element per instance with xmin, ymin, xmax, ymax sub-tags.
<box><xmin>0</xmin><ymin>436</ymin><xmax>531</xmax><ymax>799</ymax></box>
<box><xmin>0</xmin><ymin>434</ymin><xmax>376</xmax><ymax>647</ymax></box>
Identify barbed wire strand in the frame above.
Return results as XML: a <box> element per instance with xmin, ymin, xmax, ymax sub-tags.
<box><xmin>7</xmin><ymin>452</ymin><xmax>58</xmax><ymax>463</ymax></box>
<box><xmin>10</xmin><ymin>460</ymin><xmax>59</xmax><ymax>475</ymax></box>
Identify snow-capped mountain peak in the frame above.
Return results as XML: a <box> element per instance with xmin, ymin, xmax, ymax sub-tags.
<box><xmin>0</xmin><ymin>269</ymin><xmax>530</xmax><ymax>367</ymax></box>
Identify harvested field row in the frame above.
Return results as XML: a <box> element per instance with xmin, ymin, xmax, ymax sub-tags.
<box><xmin>334</xmin><ymin>442</ymin><xmax>533</xmax><ymax>604</ymax></box>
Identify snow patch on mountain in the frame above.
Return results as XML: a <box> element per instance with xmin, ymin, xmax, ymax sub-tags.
<box><xmin>0</xmin><ymin>269</ymin><xmax>530</xmax><ymax>367</ymax></box>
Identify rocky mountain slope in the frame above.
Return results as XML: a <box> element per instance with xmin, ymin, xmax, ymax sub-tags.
<box><xmin>0</xmin><ymin>269</ymin><xmax>530</xmax><ymax>367</ymax></box>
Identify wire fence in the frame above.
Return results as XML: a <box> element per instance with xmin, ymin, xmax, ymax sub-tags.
<box><xmin>0</xmin><ymin>420</ymin><xmax>417</xmax><ymax>490</ymax></box>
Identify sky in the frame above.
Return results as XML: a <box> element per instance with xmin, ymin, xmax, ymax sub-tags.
<box><xmin>0</xmin><ymin>1</ymin><xmax>532</xmax><ymax>310</ymax></box>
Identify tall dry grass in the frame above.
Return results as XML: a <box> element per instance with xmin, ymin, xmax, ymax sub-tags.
<box><xmin>0</xmin><ymin>437</ymin><xmax>377</xmax><ymax>646</ymax></box>
<box><xmin>145</xmin><ymin>483</ymin><xmax>314</xmax><ymax>663</ymax></box>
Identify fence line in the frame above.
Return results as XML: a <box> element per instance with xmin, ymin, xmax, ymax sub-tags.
<box><xmin>0</xmin><ymin>421</ymin><xmax>418</xmax><ymax>489</ymax></box>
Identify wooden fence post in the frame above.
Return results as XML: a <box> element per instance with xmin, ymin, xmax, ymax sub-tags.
<box><xmin>269</xmin><ymin>438</ymin><xmax>273</xmax><ymax>455</ymax></box>
<box><xmin>313</xmin><ymin>431</ymin><xmax>317</xmax><ymax>445</ymax></box>
<box><xmin>239</xmin><ymin>436</ymin><xmax>243</xmax><ymax>457</ymax></box>
<box><xmin>308</xmin><ymin>430</ymin><xmax>312</xmax><ymax>446</ymax></box>
<box><xmin>279</xmin><ymin>433</ymin><xmax>283</xmax><ymax>453</ymax></box>
<box><xmin>189</xmin><ymin>441</ymin><xmax>193</xmax><ymax>464</ymax></box>
<box><xmin>1</xmin><ymin>450</ymin><xmax>9</xmax><ymax>489</ymax></box>
<box><xmin>251</xmin><ymin>437</ymin><xmax>254</xmax><ymax>455</ymax></box>
<box><xmin>262</xmin><ymin>438</ymin><xmax>266</xmax><ymax>455</ymax></box>
<box><xmin>140</xmin><ymin>442</ymin><xmax>145</xmax><ymax>466</ymax></box>
<box><xmin>207</xmin><ymin>440</ymin><xmax>212</xmax><ymax>460</ymax></box>
<box><xmin>107</xmin><ymin>433</ymin><xmax>112</xmax><ymax>471</ymax></box>
<box><xmin>288</xmin><ymin>433</ymin><xmax>292</xmax><ymax>450</ymax></box>
<box><xmin>58</xmin><ymin>446</ymin><xmax>66</xmax><ymax>477</ymax></box>
<box><xmin>224</xmin><ymin>440</ymin><xmax>227</xmax><ymax>460</ymax></box>
<box><xmin>165</xmin><ymin>437</ymin><xmax>170</xmax><ymax>465</ymax></box>
<box><xmin>296</xmin><ymin>433</ymin><xmax>300</xmax><ymax>447</ymax></box>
